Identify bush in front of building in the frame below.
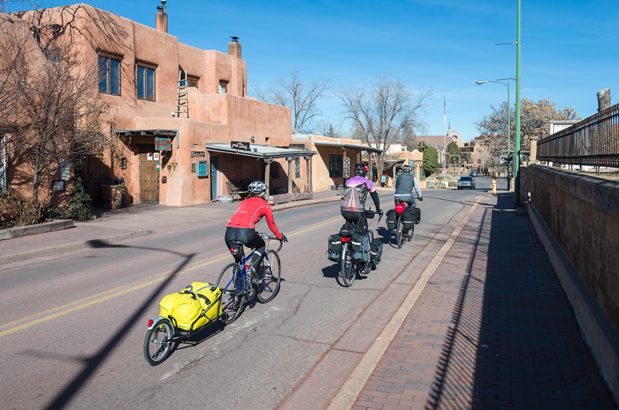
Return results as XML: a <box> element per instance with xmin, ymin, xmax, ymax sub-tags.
<box><xmin>0</xmin><ymin>189</ymin><xmax>66</xmax><ymax>230</ymax></box>
<box><xmin>64</xmin><ymin>174</ymin><xmax>94</xmax><ymax>222</ymax></box>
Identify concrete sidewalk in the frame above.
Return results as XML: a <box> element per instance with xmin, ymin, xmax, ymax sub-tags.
<box><xmin>337</xmin><ymin>193</ymin><xmax>618</xmax><ymax>410</ymax></box>
<box><xmin>0</xmin><ymin>189</ymin><xmax>346</xmax><ymax>265</ymax></box>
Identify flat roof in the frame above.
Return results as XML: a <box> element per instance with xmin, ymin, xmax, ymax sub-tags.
<box><xmin>115</xmin><ymin>129</ymin><xmax>178</xmax><ymax>137</ymax></box>
<box><xmin>312</xmin><ymin>140</ymin><xmax>383</xmax><ymax>154</ymax></box>
<box><xmin>204</xmin><ymin>143</ymin><xmax>315</xmax><ymax>159</ymax></box>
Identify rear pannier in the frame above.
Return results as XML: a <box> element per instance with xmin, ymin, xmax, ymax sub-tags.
<box><xmin>327</xmin><ymin>234</ymin><xmax>342</xmax><ymax>261</ymax></box>
<box><xmin>386</xmin><ymin>209</ymin><xmax>397</xmax><ymax>230</ymax></box>
<box><xmin>351</xmin><ymin>233</ymin><xmax>369</xmax><ymax>262</ymax></box>
<box><xmin>370</xmin><ymin>238</ymin><xmax>383</xmax><ymax>263</ymax></box>
<box><xmin>402</xmin><ymin>208</ymin><xmax>415</xmax><ymax>230</ymax></box>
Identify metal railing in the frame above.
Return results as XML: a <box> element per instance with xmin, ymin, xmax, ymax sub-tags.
<box><xmin>537</xmin><ymin>103</ymin><xmax>619</xmax><ymax>167</ymax></box>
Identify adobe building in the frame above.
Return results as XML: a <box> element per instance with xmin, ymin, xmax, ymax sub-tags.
<box><xmin>3</xmin><ymin>2</ymin><xmax>314</xmax><ymax>207</ymax></box>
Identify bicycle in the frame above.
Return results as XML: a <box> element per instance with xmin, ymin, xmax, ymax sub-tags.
<box><xmin>340</xmin><ymin>209</ymin><xmax>382</xmax><ymax>287</ymax></box>
<box><xmin>392</xmin><ymin>198</ymin><xmax>420</xmax><ymax>248</ymax></box>
<box><xmin>216</xmin><ymin>233</ymin><xmax>283</xmax><ymax>324</ymax></box>
<box><xmin>142</xmin><ymin>234</ymin><xmax>282</xmax><ymax>366</ymax></box>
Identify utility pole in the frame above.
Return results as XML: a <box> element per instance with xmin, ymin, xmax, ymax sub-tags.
<box><xmin>443</xmin><ymin>97</ymin><xmax>447</xmax><ymax>183</ymax></box>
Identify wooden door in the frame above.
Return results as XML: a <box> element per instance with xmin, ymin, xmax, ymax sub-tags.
<box><xmin>139</xmin><ymin>153</ymin><xmax>159</xmax><ymax>203</ymax></box>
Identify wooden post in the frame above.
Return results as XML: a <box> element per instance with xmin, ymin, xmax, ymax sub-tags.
<box><xmin>264</xmin><ymin>159</ymin><xmax>271</xmax><ymax>201</ymax></box>
<box><xmin>305</xmin><ymin>156</ymin><xmax>313</xmax><ymax>193</ymax></box>
<box><xmin>287</xmin><ymin>157</ymin><xmax>293</xmax><ymax>194</ymax></box>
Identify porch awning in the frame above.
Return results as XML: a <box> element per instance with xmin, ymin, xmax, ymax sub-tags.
<box><xmin>204</xmin><ymin>143</ymin><xmax>315</xmax><ymax>159</ymax></box>
<box><xmin>313</xmin><ymin>140</ymin><xmax>383</xmax><ymax>154</ymax></box>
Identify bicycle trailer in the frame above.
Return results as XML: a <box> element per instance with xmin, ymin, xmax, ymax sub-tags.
<box><xmin>159</xmin><ymin>282</ymin><xmax>222</xmax><ymax>331</ymax></box>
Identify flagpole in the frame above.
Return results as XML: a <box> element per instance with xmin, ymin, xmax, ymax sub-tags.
<box><xmin>443</xmin><ymin>97</ymin><xmax>446</xmax><ymax>181</ymax></box>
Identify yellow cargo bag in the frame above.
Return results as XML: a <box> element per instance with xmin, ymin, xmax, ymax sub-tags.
<box><xmin>159</xmin><ymin>282</ymin><xmax>222</xmax><ymax>331</ymax></box>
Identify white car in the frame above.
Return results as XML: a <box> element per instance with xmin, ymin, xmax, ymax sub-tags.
<box><xmin>457</xmin><ymin>176</ymin><xmax>476</xmax><ymax>190</ymax></box>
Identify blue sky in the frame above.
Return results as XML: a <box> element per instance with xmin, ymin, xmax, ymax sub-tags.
<box><xmin>40</xmin><ymin>0</ymin><xmax>619</xmax><ymax>142</ymax></box>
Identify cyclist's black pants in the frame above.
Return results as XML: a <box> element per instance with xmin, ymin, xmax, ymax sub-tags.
<box><xmin>341</xmin><ymin>210</ymin><xmax>368</xmax><ymax>235</ymax></box>
<box><xmin>225</xmin><ymin>227</ymin><xmax>265</xmax><ymax>270</ymax></box>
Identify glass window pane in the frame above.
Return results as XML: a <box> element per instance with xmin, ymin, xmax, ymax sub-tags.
<box><xmin>98</xmin><ymin>57</ymin><xmax>108</xmax><ymax>93</ymax></box>
<box><xmin>147</xmin><ymin>68</ymin><xmax>155</xmax><ymax>101</ymax></box>
<box><xmin>137</xmin><ymin>66</ymin><xmax>144</xmax><ymax>99</ymax></box>
<box><xmin>110</xmin><ymin>59</ymin><xmax>120</xmax><ymax>95</ymax></box>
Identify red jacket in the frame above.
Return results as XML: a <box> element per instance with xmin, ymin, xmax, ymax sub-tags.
<box><xmin>226</xmin><ymin>197</ymin><xmax>283</xmax><ymax>239</ymax></box>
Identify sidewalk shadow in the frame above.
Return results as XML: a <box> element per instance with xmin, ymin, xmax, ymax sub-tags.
<box><xmin>42</xmin><ymin>242</ymin><xmax>196</xmax><ymax>410</ymax></box>
<box><xmin>424</xmin><ymin>193</ymin><xmax>618</xmax><ymax>409</ymax></box>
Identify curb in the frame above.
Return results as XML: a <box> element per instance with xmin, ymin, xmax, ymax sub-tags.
<box><xmin>0</xmin><ymin>229</ymin><xmax>153</xmax><ymax>266</ymax></box>
<box><xmin>272</xmin><ymin>196</ymin><xmax>342</xmax><ymax>211</ymax></box>
<box><xmin>0</xmin><ymin>219</ymin><xmax>74</xmax><ymax>241</ymax></box>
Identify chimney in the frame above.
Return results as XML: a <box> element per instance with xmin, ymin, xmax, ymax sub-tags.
<box><xmin>597</xmin><ymin>88</ymin><xmax>611</xmax><ymax>112</ymax></box>
<box><xmin>156</xmin><ymin>0</ymin><xmax>168</xmax><ymax>33</ymax></box>
<box><xmin>228</xmin><ymin>37</ymin><xmax>242</xmax><ymax>58</ymax></box>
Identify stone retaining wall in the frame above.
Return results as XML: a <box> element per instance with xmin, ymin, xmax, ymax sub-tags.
<box><xmin>521</xmin><ymin>165</ymin><xmax>619</xmax><ymax>332</ymax></box>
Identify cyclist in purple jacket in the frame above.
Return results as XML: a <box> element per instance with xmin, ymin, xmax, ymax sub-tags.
<box><xmin>340</xmin><ymin>162</ymin><xmax>382</xmax><ymax>234</ymax></box>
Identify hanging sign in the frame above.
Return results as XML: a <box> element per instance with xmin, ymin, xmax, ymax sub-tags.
<box><xmin>155</xmin><ymin>138</ymin><xmax>172</xmax><ymax>151</ymax></box>
<box><xmin>231</xmin><ymin>141</ymin><xmax>250</xmax><ymax>151</ymax></box>
<box><xmin>191</xmin><ymin>151</ymin><xmax>206</xmax><ymax>158</ymax></box>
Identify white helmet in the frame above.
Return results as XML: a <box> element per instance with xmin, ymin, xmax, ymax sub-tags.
<box><xmin>248</xmin><ymin>180</ymin><xmax>268</xmax><ymax>196</ymax></box>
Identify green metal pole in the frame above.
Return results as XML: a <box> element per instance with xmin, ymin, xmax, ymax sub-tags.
<box><xmin>514</xmin><ymin>0</ymin><xmax>521</xmax><ymax>204</ymax></box>
<box><xmin>507</xmin><ymin>82</ymin><xmax>511</xmax><ymax>191</ymax></box>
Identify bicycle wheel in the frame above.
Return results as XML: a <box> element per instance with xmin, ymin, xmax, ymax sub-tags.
<box><xmin>143</xmin><ymin>318</ymin><xmax>174</xmax><ymax>366</ymax></box>
<box><xmin>256</xmin><ymin>250</ymin><xmax>281</xmax><ymax>303</ymax></box>
<box><xmin>216</xmin><ymin>262</ymin><xmax>244</xmax><ymax>325</ymax></box>
<box><xmin>341</xmin><ymin>242</ymin><xmax>356</xmax><ymax>287</ymax></box>
<box><xmin>396</xmin><ymin>217</ymin><xmax>404</xmax><ymax>248</ymax></box>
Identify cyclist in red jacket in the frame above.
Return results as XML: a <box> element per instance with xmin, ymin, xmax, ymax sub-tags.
<box><xmin>225</xmin><ymin>181</ymin><xmax>288</xmax><ymax>280</ymax></box>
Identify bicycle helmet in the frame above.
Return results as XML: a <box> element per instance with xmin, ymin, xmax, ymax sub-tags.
<box><xmin>353</xmin><ymin>162</ymin><xmax>368</xmax><ymax>177</ymax></box>
<box><xmin>401</xmin><ymin>164</ymin><xmax>412</xmax><ymax>173</ymax></box>
<box><xmin>247</xmin><ymin>180</ymin><xmax>268</xmax><ymax>197</ymax></box>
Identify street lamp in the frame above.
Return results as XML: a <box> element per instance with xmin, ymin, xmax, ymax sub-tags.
<box><xmin>476</xmin><ymin>78</ymin><xmax>515</xmax><ymax>190</ymax></box>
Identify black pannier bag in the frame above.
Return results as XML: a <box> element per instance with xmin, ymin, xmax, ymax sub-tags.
<box><xmin>340</xmin><ymin>222</ymin><xmax>360</xmax><ymax>238</ymax></box>
<box><xmin>370</xmin><ymin>238</ymin><xmax>383</xmax><ymax>263</ymax></box>
<box><xmin>327</xmin><ymin>234</ymin><xmax>342</xmax><ymax>261</ymax></box>
<box><xmin>402</xmin><ymin>208</ymin><xmax>415</xmax><ymax>230</ymax></box>
<box><xmin>350</xmin><ymin>233</ymin><xmax>369</xmax><ymax>262</ymax></box>
<box><xmin>413</xmin><ymin>207</ymin><xmax>421</xmax><ymax>224</ymax></box>
<box><xmin>386</xmin><ymin>209</ymin><xmax>397</xmax><ymax>230</ymax></box>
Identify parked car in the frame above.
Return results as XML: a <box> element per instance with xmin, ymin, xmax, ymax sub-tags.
<box><xmin>457</xmin><ymin>176</ymin><xmax>476</xmax><ymax>190</ymax></box>
<box><xmin>469</xmin><ymin>171</ymin><xmax>478</xmax><ymax>177</ymax></box>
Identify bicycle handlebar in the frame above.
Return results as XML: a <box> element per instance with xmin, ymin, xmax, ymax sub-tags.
<box><xmin>258</xmin><ymin>232</ymin><xmax>283</xmax><ymax>252</ymax></box>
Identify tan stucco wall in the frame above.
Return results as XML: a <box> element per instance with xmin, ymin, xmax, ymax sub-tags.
<box><xmin>521</xmin><ymin>165</ymin><xmax>619</xmax><ymax>332</ymax></box>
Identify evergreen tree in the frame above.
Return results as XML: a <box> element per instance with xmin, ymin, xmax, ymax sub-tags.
<box><xmin>419</xmin><ymin>144</ymin><xmax>439</xmax><ymax>177</ymax></box>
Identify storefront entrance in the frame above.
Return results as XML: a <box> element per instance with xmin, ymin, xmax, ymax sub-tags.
<box><xmin>139</xmin><ymin>145</ymin><xmax>159</xmax><ymax>203</ymax></box>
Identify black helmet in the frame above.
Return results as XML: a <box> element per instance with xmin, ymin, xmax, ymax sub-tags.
<box><xmin>354</xmin><ymin>162</ymin><xmax>368</xmax><ymax>177</ymax></box>
<box><xmin>402</xmin><ymin>165</ymin><xmax>412</xmax><ymax>173</ymax></box>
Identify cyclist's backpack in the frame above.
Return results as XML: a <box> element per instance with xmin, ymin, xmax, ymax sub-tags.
<box><xmin>402</xmin><ymin>208</ymin><xmax>415</xmax><ymax>230</ymax></box>
<box><xmin>327</xmin><ymin>234</ymin><xmax>342</xmax><ymax>261</ymax></box>
<box><xmin>386</xmin><ymin>209</ymin><xmax>397</xmax><ymax>231</ymax></box>
<box><xmin>340</xmin><ymin>182</ymin><xmax>369</xmax><ymax>212</ymax></box>
<box><xmin>351</xmin><ymin>233</ymin><xmax>369</xmax><ymax>263</ymax></box>
<box><xmin>159</xmin><ymin>282</ymin><xmax>221</xmax><ymax>331</ymax></box>
<box><xmin>370</xmin><ymin>238</ymin><xmax>383</xmax><ymax>263</ymax></box>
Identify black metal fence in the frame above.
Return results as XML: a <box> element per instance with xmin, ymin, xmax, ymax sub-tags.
<box><xmin>537</xmin><ymin>103</ymin><xmax>619</xmax><ymax>167</ymax></box>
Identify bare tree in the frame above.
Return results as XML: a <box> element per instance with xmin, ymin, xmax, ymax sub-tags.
<box><xmin>475</xmin><ymin>98</ymin><xmax>580</xmax><ymax>156</ymax></box>
<box><xmin>1</xmin><ymin>5</ymin><xmax>120</xmax><ymax>200</ymax></box>
<box><xmin>339</xmin><ymin>74</ymin><xmax>431</xmax><ymax>175</ymax></box>
<box><xmin>252</xmin><ymin>67</ymin><xmax>329</xmax><ymax>135</ymax></box>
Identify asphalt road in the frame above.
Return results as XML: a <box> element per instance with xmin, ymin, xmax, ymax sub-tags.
<box><xmin>0</xmin><ymin>177</ymin><xmax>500</xmax><ymax>410</ymax></box>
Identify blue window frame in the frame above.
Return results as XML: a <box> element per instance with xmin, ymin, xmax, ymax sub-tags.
<box><xmin>98</xmin><ymin>56</ymin><xmax>121</xmax><ymax>96</ymax></box>
<box><xmin>137</xmin><ymin>65</ymin><xmax>156</xmax><ymax>101</ymax></box>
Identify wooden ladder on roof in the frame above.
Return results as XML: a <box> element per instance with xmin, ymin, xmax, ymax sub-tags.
<box><xmin>176</xmin><ymin>70</ymin><xmax>189</xmax><ymax>118</ymax></box>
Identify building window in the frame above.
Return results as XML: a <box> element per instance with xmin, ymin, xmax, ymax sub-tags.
<box><xmin>180</xmin><ymin>75</ymin><xmax>199</xmax><ymax>88</ymax></box>
<box><xmin>295</xmin><ymin>157</ymin><xmax>300</xmax><ymax>178</ymax></box>
<box><xmin>218</xmin><ymin>80</ymin><xmax>228</xmax><ymax>94</ymax></box>
<box><xmin>137</xmin><ymin>64</ymin><xmax>156</xmax><ymax>101</ymax></box>
<box><xmin>120</xmin><ymin>157</ymin><xmax>127</xmax><ymax>169</ymax></box>
<box><xmin>329</xmin><ymin>155</ymin><xmax>342</xmax><ymax>178</ymax></box>
<box><xmin>98</xmin><ymin>55</ymin><xmax>121</xmax><ymax>95</ymax></box>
